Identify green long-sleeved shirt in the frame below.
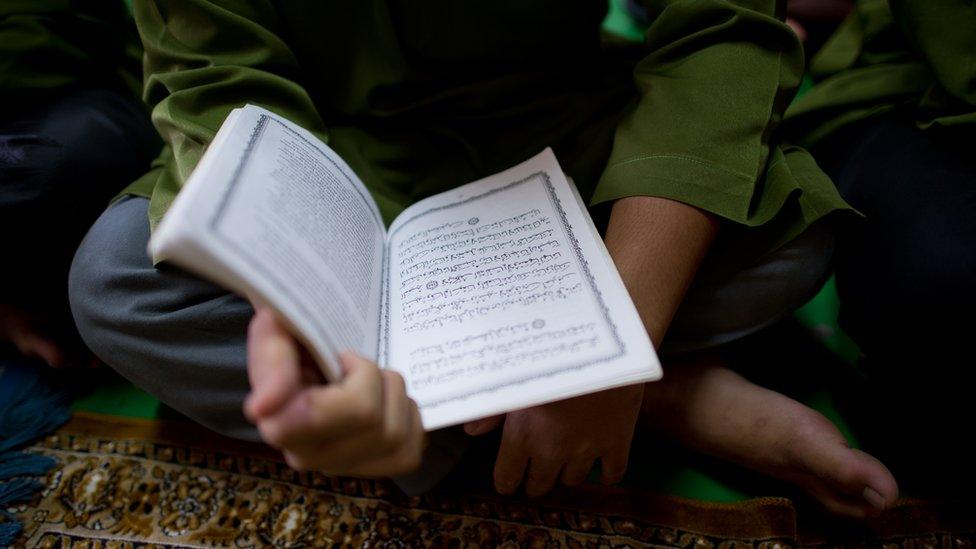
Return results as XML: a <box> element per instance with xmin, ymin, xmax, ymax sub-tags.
<box><xmin>784</xmin><ymin>0</ymin><xmax>976</xmax><ymax>147</ymax></box>
<box><xmin>129</xmin><ymin>0</ymin><xmax>850</xmax><ymax>264</ymax></box>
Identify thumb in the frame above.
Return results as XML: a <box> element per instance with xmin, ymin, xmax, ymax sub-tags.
<box><xmin>245</xmin><ymin>308</ymin><xmax>304</xmax><ymax>420</ymax></box>
<box><xmin>464</xmin><ymin>415</ymin><xmax>504</xmax><ymax>436</ymax></box>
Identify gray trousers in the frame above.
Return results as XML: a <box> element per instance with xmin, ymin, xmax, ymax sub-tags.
<box><xmin>69</xmin><ymin>196</ymin><xmax>833</xmax><ymax>492</ymax></box>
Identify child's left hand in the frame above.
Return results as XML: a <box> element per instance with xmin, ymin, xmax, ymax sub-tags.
<box><xmin>464</xmin><ymin>383</ymin><xmax>644</xmax><ymax>497</ymax></box>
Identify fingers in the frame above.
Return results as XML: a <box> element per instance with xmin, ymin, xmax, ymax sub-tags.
<box><xmin>525</xmin><ymin>448</ymin><xmax>619</xmax><ymax>495</ymax></box>
<box><xmin>371</xmin><ymin>369</ymin><xmax>415</xmax><ymax>458</ymax></box>
<box><xmin>492</xmin><ymin>413</ymin><xmax>629</xmax><ymax>496</ymax></box>
<box><xmin>599</xmin><ymin>445</ymin><xmax>629</xmax><ymax>485</ymax></box>
<box><xmin>494</xmin><ymin>443</ymin><xmax>601</xmax><ymax>496</ymax></box>
<box><xmin>362</xmin><ymin>387</ymin><xmax>425</xmax><ymax>476</ymax></box>
<box><xmin>270</xmin><ymin>353</ymin><xmax>385</xmax><ymax>447</ymax></box>
<box><xmin>493</xmin><ymin>418</ymin><xmax>530</xmax><ymax>495</ymax></box>
<box><xmin>282</xmin><ymin>403</ymin><xmax>422</xmax><ymax>476</ymax></box>
<box><xmin>254</xmin><ymin>349</ymin><xmax>425</xmax><ymax>478</ymax></box>
<box><xmin>343</xmin><ymin>388</ymin><xmax>425</xmax><ymax>477</ymax></box>
<box><xmin>337</xmin><ymin>351</ymin><xmax>384</xmax><ymax>414</ymax></box>
<box><xmin>464</xmin><ymin>415</ymin><xmax>504</xmax><ymax>436</ymax></box>
<box><xmin>524</xmin><ymin>456</ymin><xmax>562</xmax><ymax>498</ymax></box>
<box><xmin>245</xmin><ymin>304</ymin><xmax>425</xmax><ymax>478</ymax></box>
<box><xmin>245</xmin><ymin>309</ymin><xmax>304</xmax><ymax>419</ymax></box>
<box><xmin>560</xmin><ymin>456</ymin><xmax>596</xmax><ymax>487</ymax></box>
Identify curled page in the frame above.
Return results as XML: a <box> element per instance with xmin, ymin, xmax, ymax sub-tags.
<box><xmin>151</xmin><ymin>105</ymin><xmax>386</xmax><ymax>379</ymax></box>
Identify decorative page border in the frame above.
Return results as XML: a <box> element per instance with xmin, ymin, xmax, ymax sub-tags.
<box><xmin>210</xmin><ymin>115</ymin><xmax>383</xmax><ymax>358</ymax></box>
<box><xmin>211</xmin><ymin>115</ymin><xmax>382</xmax><ymax>228</ymax></box>
<box><xmin>382</xmin><ymin>172</ymin><xmax>625</xmax><ymax>409</ymax></box>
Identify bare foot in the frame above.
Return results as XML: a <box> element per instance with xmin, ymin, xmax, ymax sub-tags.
<box><xmin>641</xmin><ymin>352</ymin><xmax>898</xmax><ymax>519</ymax></box>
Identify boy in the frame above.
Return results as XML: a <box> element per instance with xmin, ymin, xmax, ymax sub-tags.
<box><xmin>1</xmin><ymin>2</ymin><xmax>159</xmax><ymax>368</ymax></box>
<box><xmin>70</xmin><ymin>0</ymin><xmax>897</xmax><ymax>518</ymax></box>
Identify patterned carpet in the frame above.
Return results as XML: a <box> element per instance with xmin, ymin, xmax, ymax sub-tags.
<box><xmin>8</xmin><ymin>412</ymin><xmax>976</xmax><ymax>547</ymax></box>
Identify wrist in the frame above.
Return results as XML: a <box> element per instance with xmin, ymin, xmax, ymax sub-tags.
<box><xmin>604</xmin><ymin>196</ymin><xmax>720</xmax><ymax>346</ymax></box>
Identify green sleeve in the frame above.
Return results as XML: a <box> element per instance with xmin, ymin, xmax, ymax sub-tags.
<box><xmin>783</xmin><ymin>0</ymin><xmax>975</xmax><ymax>146</ymax></box>
<box><xmin>133</xmin><ymin>0</ymin><xmax>328</xmax><ymax>231</ymax></box>
<box><xmin>0</xmin><ymin>0</ymin><xmax>136</xmax><ymax>99</ymax></box>
<box><xmin>890</xmin><ymin>0</ymin><xmax>976</xmax><ymax>123</ymax></box>
<box><xmin>593</xmin><ymin>0</ymin><xmax>834</xmax><ymax>231</ymax></box>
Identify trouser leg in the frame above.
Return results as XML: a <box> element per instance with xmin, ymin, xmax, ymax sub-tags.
<box><xmin>662</xmin><ymin>219</ymin><xmax>835</xmax><ymax>355</ymax></box>
<box><xmin>818</xmin><ymin>115</ymin><xmax>976</xmax><ymax>397</ymax></box>
<box><xmin>70</xmin><ymin>196</ymin><xmax>259</xmax><ymax>439</ymax></box>
<box><xmin>814</xmin><ymin>114</ymin><xmax>976</xmax><ymax>482</ymax></box>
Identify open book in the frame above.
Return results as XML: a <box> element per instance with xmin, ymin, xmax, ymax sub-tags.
<box><xmin>150</xmin><ymin>105</ymin><xmax>661</xmax><ymax>430</ymax></box>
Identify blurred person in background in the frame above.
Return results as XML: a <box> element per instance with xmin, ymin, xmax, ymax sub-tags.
<box><xmin>784</xmin><ymin>0</ymin><xmax>976</xmax><ymax>491</ymax></box>
<box><xmin>0</xmin><ymin>1</ymin><xmax>160</xmax><ymax>368</ymax></box>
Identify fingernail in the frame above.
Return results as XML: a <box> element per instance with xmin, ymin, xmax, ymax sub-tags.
<box><xmin>464</xmin><ymin>421</ymin><xmax>481</xmax><ymax>435</ymax></box>
<box><xmin>863</xmin><ymin>486</ymin><xmax>886</xmax><ymax>510</ymax></box>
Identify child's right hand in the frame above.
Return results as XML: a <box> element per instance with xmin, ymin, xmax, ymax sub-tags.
<box><xmin>244</xmin><ymin>307</ymin><xmax>424</xmax><ymax>477</ymax></box>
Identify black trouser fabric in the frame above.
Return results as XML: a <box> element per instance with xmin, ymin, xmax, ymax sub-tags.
<box><xmin>816</xmin><ymin>113</ymin><xmax>976</xmax><ymax>485</ymax></box>
<box><xmin>0</xmin><ymin>87</ymin><xmax>160</xmax><ymax>312</ymax></box>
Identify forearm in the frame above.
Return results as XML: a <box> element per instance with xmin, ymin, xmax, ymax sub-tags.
<box><xmin>604</xmin><ymin>196</ymin><xmax>720</xmax><ymax>347</ymax></box>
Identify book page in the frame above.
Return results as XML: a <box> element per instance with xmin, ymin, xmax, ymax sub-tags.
<box><xmin>151</xmin><ymin>105</ymin><xmax>386</xmax><ymax>379</ymax></box>
<box><xmin>382</xmin><ymin>149</ymin><xmax>660</xmax><ymax>429</ymax></box>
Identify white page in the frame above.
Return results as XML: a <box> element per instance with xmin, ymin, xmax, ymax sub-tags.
<box><xmin>151</xmin><ymin>105</ymin><xmax>386</xmax><ymax>379</ymax></box>
<box><xmin>382</xmin><ymin>149</ymin><xmax>661</xmax><ymax>429</ymax></box>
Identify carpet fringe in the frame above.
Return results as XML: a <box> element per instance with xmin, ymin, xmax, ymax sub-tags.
<box><xmin>0</xmin><ymin>357</ymin><xmax>72</xmax><ymax>547</ymax></box>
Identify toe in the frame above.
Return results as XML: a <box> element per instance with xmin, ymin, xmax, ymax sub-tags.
<box><xmin>813</xmin><ymin>444</ymin><xmax>897</xmax><ymax>510</ymax></box>
<box><xmin>806</xmin><ymin>483</ymin><xmax>873</xmax><ymax>520</ymax></box>
<box><xmin>844</xmin><ymin>449</ymin><xmax>898</xmax><ymax>511</ymax></box>
<box><xmin>788</xmin><ymin>413</ymin><xmax>898</xmax><ymax>516</ymax></box>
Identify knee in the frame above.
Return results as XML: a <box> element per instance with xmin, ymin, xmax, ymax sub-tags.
<box><xmin>667</xmin><ymin>222</ymin><xmax>834</xmax><ymax>352</ymax></box>
<box><xmin>69</xmin><ymin>202</ymin><xmax>134</xmax><ymax>350</ymax></box>
<box><xmin>69</xmin><ymin>198</ymin><xmax>258</xmax><ymax>441</ymax></box>
<box><xmin>69</xmin><ymin>195</ymin><xmax>166</xmax><ymax>354</ymax></box>
<box><xmin>69</xmin><ymin>199</ymin><xmax>162</xmax><ymax>394</ymax></box>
